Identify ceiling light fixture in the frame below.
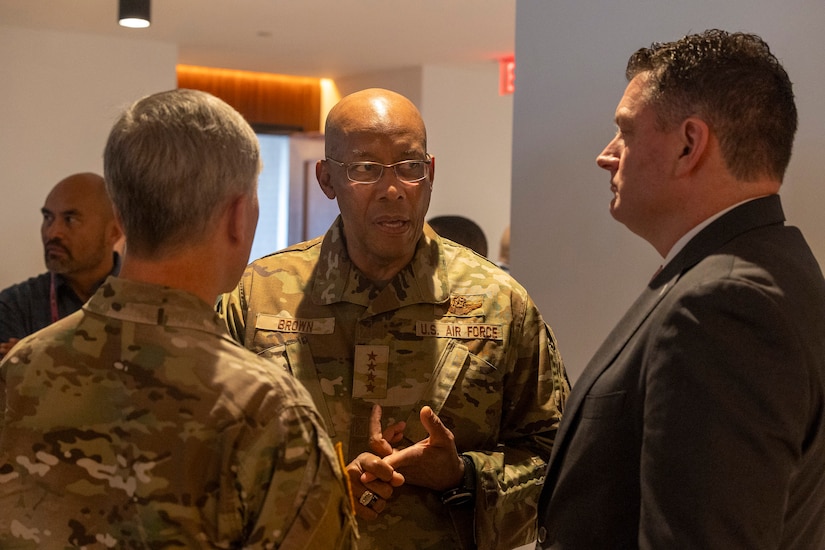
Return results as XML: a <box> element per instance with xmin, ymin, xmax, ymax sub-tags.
<box><xmin>118</xmin><ymin>0</ymin><xmax>151</xmax><ymax>29</ymax></box>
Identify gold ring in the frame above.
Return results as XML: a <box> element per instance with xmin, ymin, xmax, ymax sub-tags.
<box><xmin>359</xmin><ymin>489</ymin><xmax>379</xmax><ymax>508</ymax></box>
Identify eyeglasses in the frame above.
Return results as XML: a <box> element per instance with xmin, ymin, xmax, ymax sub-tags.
<box><xmin>326</xmin><ymin>155</ymin><xmax>432</xmax><ymax>185</ymax></box>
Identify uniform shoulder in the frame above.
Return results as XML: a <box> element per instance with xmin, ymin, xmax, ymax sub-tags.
<box><xmin>442</xmin><ymin>241</ymin><xmax>523</xmax><ymax>284</ymax></box>
<box><xmin>216</xmin><ymin>341</ymin><xmax>318</xmax><ymax>410</ymax></box>
<box><xmin>248</xmin><ymin>235</ymin><xmax>324</xmax><ymax>267</ymax></box>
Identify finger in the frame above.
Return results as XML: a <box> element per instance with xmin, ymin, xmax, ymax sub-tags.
<box><xmin>354</xmin><ymin>487</ymin><xmax>389</xmax><ymax>520</ymax></box>
<box><xmin>419</xmin><ymin>406</ymin><xmax>454</xmax><ymax>445</ymax></box>
<box><xmin>369</xmin><ymin>403</ymin><xmax>383</xmax><ymax>437</ymax></box>
<box><xmin>382</xmin><ymin>420</ymin><xmax>407</xmax><ymax>445</ymax></box>
<box><xmin>357</xmin><ymin>452</ymin><xmax>397</xmax><ymax>484</ymax></box>
<box><xmin>368</xmin><ymin>404</ymin><xmax>394</xmax><ymax>457</ymax></box>
<box><xmin>355</xmin><ymin>490</ymin><xmax>382</xmax><ymax>520</ymax></box>
<box><xmin>361</xmin><ymin>468</ymin><xmax>405</xmax><ymax>487</ymax></box>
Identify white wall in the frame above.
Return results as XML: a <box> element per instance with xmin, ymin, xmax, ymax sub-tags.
<box><xmin>423</xmin><ymin>63</ymin><xmax>513</xmax><ymax>262</ymax></box>
<box><xmin>0</xmin><ymin>25</ymin><xmax>177</xmax><ymax>289</ymax></box>
<box><xmin>0</xmin><ymin>25</ymin><xmax>512</xmax><ymax>296</ymax></box>
<box><xmin>336</xmin><ymin>66</ymin><xmax>424</xmax><ymax>110</ymax></box>
<box><xmin>512</xmin><ymin>1</ymin><xmax>825</xmax><ymax>382</ymax></box>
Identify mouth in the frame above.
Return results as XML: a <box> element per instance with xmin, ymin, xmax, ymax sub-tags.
<box><xmin>45</xmin><ymin>243</ymin><xmax>69</xmax><ymax>257</ymax></box>
<box><xmin>374</xmin><ymin>216</ymin><xmax>410</xmax><ymax>234</ymax></box>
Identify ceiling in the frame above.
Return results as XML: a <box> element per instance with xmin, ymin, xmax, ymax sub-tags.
<box><xmin>0</xmin><ymin>0</ymin><xmax>516</xmax><ymax>78</ymax></box>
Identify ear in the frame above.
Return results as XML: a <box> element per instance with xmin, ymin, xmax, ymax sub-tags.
<box><xmin>316</xmin><ymin>159</ymin><xmax>336</xmax><ymax>199</ymax></box>
<box><xmin>225</xmin><ymin>194</ymin><xmax>250</xmax><ymax>244</ymax></box>
<box><xmin>674</xmin><ymin>117</ymin><xmax>709</xmax><ymax>177</ymax></box>
<box><xmin>109</xmin><ymin>210</ymin><xmax>125</xmax><ymax>246</ymax></box>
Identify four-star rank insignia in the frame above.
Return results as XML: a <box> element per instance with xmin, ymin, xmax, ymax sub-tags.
<box><xmin>353</xmin><ymin>345</ymin><xmax>389</xmax><ymax>398</ymax></box>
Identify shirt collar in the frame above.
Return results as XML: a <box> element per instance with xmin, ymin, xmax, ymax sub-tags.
<box><xmin>661</xmin><ymin>196</ymin><xmax>769</xmax><ymax>268</ymax></box>
<box><xmin>85</xmin><ymin>276</ymin><xmax>229</xmax><ymax>338</ymax></box>
<box><xmin>311</xmin><ymin>217</ymin><xmax>451</xmax><ymax>314</ymax></box>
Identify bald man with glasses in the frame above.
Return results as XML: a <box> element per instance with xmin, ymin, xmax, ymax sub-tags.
<box><xmin>219</xmin><ymin>88</ymin><xmax>569</xmax><ymax>550</ymax></box>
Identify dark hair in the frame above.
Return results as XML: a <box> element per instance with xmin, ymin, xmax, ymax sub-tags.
<box><xmin>428</xmin><ymin>215</ymin><xmax>488</xmax><ymax>257</ymax></box>
<box><xmin>626</xmin><ymin>29</ymin><xmax>797</xmax><ymax>181</ymax></box>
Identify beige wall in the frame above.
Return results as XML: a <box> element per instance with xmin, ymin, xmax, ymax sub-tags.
<box><xmin>423</xmin><ymin>63</ymin><xmax>513</xmax><ymax>262</ymax></box>
<box><xmin>0</xmin><ymin>25</ymin><xmax>177</xmax><ymax>288</ymax></box>
<box><xmin>512</xmin><ymin>0</ymin><xmax>825</xmax><ymax>382</ymax></box>
<box><xmin>0</xmin><ymin>26</ymin><xmax>512</xmax><ymax>291</ymax></box>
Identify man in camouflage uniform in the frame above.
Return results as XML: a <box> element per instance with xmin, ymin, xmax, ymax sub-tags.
<box><xmin>220</xmin><ymin>88</ymin><xmax>569</xmax><ymax>549</ymax></box>
<box><xmin>0</xmin><ymin>89</ymin><xmax>357</xmax><ymax>548</ymax></box>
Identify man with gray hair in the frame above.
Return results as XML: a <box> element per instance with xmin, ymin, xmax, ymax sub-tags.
<box><xmin>0</xmin><ymin>89</ymin><xmax>357</xmax><ymax>548</ymax></box>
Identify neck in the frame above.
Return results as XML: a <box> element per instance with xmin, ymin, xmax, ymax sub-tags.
<box><xmin>350</xmin><ymin>256</ymin><xmax>409</xmax><ymax>289</ymax></box>
<box><xmin>118</xmin><ymin>254</ymin><xmax>221</xmax><ymax>306</ymax></box>
<box><xmin>62</xmin><ymin>255</ymin><xmax>114</xmax><ymax>301</ymax></box>
<box><xmin>345</xmin><ymin>243</ymin><xmax>417</xmax><ymax>289</ymax></box>
<box><xmin>647</xmin><ymin>178</ymin><xmax>781</xmax><ymax>257</ymax></box>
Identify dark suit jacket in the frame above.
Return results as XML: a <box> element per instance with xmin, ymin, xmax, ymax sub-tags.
<box><xmin>537</xmin><ymin>195</ymin><xmax>825</xmax><ymax>549</ymax></box>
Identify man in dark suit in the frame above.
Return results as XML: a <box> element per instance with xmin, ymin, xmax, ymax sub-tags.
<box><xmin>537</xmin><ymin>29</ymin><xmax>825</xmax><ymax>549</ymax></box>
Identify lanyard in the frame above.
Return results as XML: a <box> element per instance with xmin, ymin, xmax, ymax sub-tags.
<box><xmin>49</xmin><ymin>272</ymin><xmax>60</xmax><ymax>323</ymax></box>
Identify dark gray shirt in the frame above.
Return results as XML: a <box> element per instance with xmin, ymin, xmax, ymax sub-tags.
<box><xmin>0</xmin><ymin>253</ymin><xmax>120</xmax><ymax>341</ymax></box>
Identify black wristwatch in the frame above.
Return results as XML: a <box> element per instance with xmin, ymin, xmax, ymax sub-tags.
<box><xmin>441</xmin><ymin>454</ymin><xmax>476</xmax><ymax>506</ymax></box>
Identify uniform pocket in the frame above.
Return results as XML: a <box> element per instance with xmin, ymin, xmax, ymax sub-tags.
<box><xmin>404</xmin><ymin>341</ymin><xmax>502</xmax><ymax>448</ymax></box>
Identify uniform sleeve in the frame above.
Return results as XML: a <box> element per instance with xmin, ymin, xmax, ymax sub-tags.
<box><xmin>238</xmin><ymin>401</ymin><xmax>358</xmax><ymax>549</ymax></box>
<box><xmin>216</xmin><ymin>270</ymin><xmax>250</xmax><ymax>346</ymax></box>
<box><xmin>470</xmin><ymin>297</ymin><xmax>570</xmax><ymax>550</ymax></box>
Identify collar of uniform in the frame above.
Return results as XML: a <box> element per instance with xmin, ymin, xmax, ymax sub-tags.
<box><xmin>84</xmin><ymin>276</ymin><xmax>230</xmax><ymax>338</ymax></box>
<box><xmin>310</xmin><ymin>217</ymin><xmax>452</xmax><ymax>312</ymax></box>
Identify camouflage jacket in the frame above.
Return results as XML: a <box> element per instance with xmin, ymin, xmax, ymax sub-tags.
<box><xmin>220</xmin><ymin>219</ymin><xmax>570</xmax><ymax>550</ymax></box>
<box><xmin>0</xmin><ymin>277</ymin><xmax>357</xmax><ymax>549</ymax></box>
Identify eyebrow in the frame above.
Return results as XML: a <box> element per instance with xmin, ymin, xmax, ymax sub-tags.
<box><xmin>347</xmin><ymin>148</ymin><xmax>424</xmax><ymax>160</ymax></box>
<box><xmin>41</xmin><ymin>207</ymin><xmax>82</xmax><ymax>217</ymax></box>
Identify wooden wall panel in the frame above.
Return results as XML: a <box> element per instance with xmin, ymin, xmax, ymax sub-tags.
<box><xmin>177</xmin><ymin>65</ymin><xmax>321</xmax><ymax>132</ymax></box>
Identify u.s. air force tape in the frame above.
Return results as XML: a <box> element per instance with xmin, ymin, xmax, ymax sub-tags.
<box><xmin>416</xmin><ymin>321</ymin><xmax>503</xmax><ymax>341</ymax></box>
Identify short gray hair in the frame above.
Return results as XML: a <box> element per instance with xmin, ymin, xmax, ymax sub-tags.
<box><xmin>104</xmin><ymin>89</ymin><xmax>260</xmax><ymax>256</ymax></box>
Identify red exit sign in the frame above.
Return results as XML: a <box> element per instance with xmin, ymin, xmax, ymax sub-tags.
<box><xmin>499</xmin><ymin>55</ymin><xmax>515</xmax><ymax>95</ymax></box>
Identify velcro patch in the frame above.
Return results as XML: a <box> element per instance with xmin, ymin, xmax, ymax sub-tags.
<box><xmin>416</xmin><ymin>321</ymin><xmax>503</xmax><ymax>341</ymax></box>
<box><xmin>353</xmin><ymin>345</ymin><xmax>389</xmax><ymax>399</ymax></box>
<box><xmin>448</xmin><ymin>295</ymin><xmax>484</xmax><ymax>315</ymax></box>
<box><xmin>255</xmin><ymin>314</ymin><xmax>335</xmax><ymax>334</ymax></box>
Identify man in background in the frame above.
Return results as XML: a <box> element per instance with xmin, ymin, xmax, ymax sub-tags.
<box><xmin>538</xmin><ymin>29</ymin><xmax>825</xmax><ymax>549</ymax></box>
<box><xmin>0</xmin><ymin>172</ymin><xmax>122</xmax><ymax>358</ymax></box>
<box><xmin>497</xmin><ymin>225</ymin><xmax>510</xmax><ymax>272</ymax></box>
<box><xmin>0</xmin><ymin>89</ymin><xmax>357</xmax><ymax>548</ymax></box>
<box><xmin>428</xmin><ymin>214</ymin><xmax>488</xmax><ymax>257</ymax></box>
<box><xmin>220</xmin><ymin>88</ymin><xmax>568</xmax><ymax>550</ymax></box>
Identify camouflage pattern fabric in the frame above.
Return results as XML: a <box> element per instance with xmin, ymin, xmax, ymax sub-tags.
<box><xmin>220</xmin><ymin>218</ymin><xmax>570</xmax><ymax>550</ymax></box>
<box><xmin>0</xmin><ymin>277</ymin><xmax>357</xmax><ymax>549</ymax></box>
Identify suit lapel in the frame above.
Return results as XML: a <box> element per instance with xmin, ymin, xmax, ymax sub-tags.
<box><xmin>546</xmin><ymin>195</ymin><xmax>787</xmax><ymax>481</ymax></box>
<box><xmin>550</xmin><ymin>272</ymin><xmax>676</xmax><ymax>459</ymax></box>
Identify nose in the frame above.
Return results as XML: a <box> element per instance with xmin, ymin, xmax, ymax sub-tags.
<box><xmin>42</xmin><ymin>218</ymin><xmax>64</xmax><ymax>242</ymax></box>
<box><xmin>375</xmin><ymin>166</ymin><xmax>405</xmax><ymax>200</ymax></box>
<box><xmin>596</xmin><ymin>139</ymin><xmax>619</xmax><ymax>172</ymax></box>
